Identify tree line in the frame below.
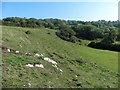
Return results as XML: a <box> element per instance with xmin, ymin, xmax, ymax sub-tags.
<box><xmin>1</xmin><ymin>17</ymin><xmax>120</xmax><ymax>51</ymax></box>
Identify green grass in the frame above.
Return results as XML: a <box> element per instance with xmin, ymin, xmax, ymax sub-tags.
<box><xmin>2</xmin><ymin>26</ymin><xmax>118</xmax><ymax>88</ymax></box>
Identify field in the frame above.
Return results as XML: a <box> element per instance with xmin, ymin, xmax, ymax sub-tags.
<box><xmin>2</xmin><ymin>26</ymin><xmax>118</xmax><ymax>88</ymax></box>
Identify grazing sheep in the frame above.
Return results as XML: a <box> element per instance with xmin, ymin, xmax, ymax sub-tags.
<box><xmin>25</xmin><ymin>52</ymin><xmax>31</xmax><ymax>56</ymax></box>
<box><xmin>34</xmin><ymin>53</ymin><xmax>44</xmax><ymax>57</ymax></box>
<box><xmin>34</xmin><ymin>53</ymin><xmax>40</xmax><ymax>57</ymax></box>
<box><xmin>59</xmin><ymin>69</ymin><xmax>63</xmax><ymax>72</ymax></box>
<box><xmin>52</xmin><ymin>64</ymin><xmax>58</xmax><ymax>70</ymax></box>
<box><xmin>35</xmin><ymin>64</ymin><xmax>44</xmax><ymax>68</ymax></box>
<box><xmin>28</xmin><ymin>83</ymin><xmax>31</xmax><ymax>87</ymax></box>
<box><xmin>25</xmin><ymin>52</ymin><xmax>28</xmax><ymax>55</ymax></box>
<box><xmin>40</xmin><ymin>54</ymin><xmax>44</xmax><ymax>57</ymax></box>
<box><xmin>10</xmin><ymin>48</ymin><xmax>15</xmax><ymax>53</ymax></box>
<box><xmin>44</xmin><ymin>57</ymin><xmax>57</xmax><ymax>65</ymax></box>
<box><xmin>15</xmin><ymin>51</ymin><xmax>19</xmax><ymax>54</ymax></box>
<box><xmin>25</xmin><ymin>64</ymin><xmax>34</xmax><ymax>67</ymax></box>
<box><xmin>7</xmin><ymin>49</ymin><xmax>11</xmax><ymax>52</ymax></box>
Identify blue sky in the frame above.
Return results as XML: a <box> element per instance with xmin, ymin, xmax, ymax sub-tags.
<box><xmin>2</xmin><ymin>2</ymin><xmax>118</xmax><ymax>21</ymax></box>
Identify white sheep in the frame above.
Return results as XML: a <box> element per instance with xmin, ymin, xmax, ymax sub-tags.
<box><xmin>15</xmin><ymin>51</ymin><xmax>19</xmax><ymax>54</ymax></box>
<box><xmin>25</xmin><ymin>52</ymin><xmax>31</xmax><ymax>56</ymax></box>
<box><xmin>35</xmin><ymin>64</ymin><xmax>44</xmax><ymax>68</ymax></box>
<box><xmin>25</xmin><ymin>64</ymin><xmax>34</xmax><ymax>67</ymax></box>
<box><xmin>7</xmin><ymin>49</ymin><xmax>10</xmax><ymax>52</ymax></box>
<box><xmin>40</xmin><ymin>54</ymin><xmax>44</xmax><ymax>57</ymax></box>
<box><xmin>28</xmin><ymin>83</ymin><xmax>31</xmax><ymax>87</ymax></box>
<box><xmin>34</xmin><ymin>53</ymin><xmax>44</xmax><ymax>57</ymax></box>
<box><xmin>44</xmin><ymin>57</ymin><xmax>57</xmax><ymax>65</ymax></box>
<box><xmin>25</xmin><ymin>52</ymin><xmax>28</xmax><ymax>55</ymax></box>
<box><xmin>59</xmin><ymin>69</ymin><xmax>63</xmax><ymax>72</ymax></box>
<box><xmin>34</xmin><ymin>53</ymin><xmax>40</xmax><ymax>57</ymax></box>
<box><xmin>52</xmin><ymin>64</ymin><xmax>58</xmax><ymax>70</ymax></box>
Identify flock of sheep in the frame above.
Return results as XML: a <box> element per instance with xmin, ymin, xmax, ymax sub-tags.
<box><xmin>2</xmin><ymin>46</ymin><xmax>63</xmax><ymax>73</ymax></box>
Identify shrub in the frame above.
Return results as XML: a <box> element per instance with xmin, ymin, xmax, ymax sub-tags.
<box><xmin>25</xmin><ymin>31</ymin><xmax>31</xmax><ymax>34</ymax></box>
<box><xmin>69</xmin><ymin>36</ymin><xmax>78</xmax><ymax>43</ymax></box>
<box><xmin>56</xmin><ymin>31</ymin><xmax>78</xmax><ymax>43</ymax></box>
<box><xmin>88</xmin><ymin>42</ymin><xmax>120</xmax><ymax>52</ymax></box>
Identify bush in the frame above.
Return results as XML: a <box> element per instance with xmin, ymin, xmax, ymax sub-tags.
<box><xmin>56</xmin><ymin>32</ymin><xmax>69</xmax><ymax>41</ymax></box>
<box><xmin>56</xmin><ymin>31</ymin><xmax>78</xmax><ymax>43</ymax></box>
<box><xmin>69</xmin><ymin>36</ymin><xmax>78</xmax><ymax>43</ymax></box>
<box><xmin>25</xmin><ymin>31</ymin><xmax>31</xmax><ymax>34</ymax></box>
<box><xmin>88</xmin><ymin>42</ymin><xmax>120</xmax><ymax>52</ymax></box>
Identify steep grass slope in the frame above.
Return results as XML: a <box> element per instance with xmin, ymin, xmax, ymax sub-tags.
<box><xmin>2</xmin><ymin>26</ymin><xmax>118</xmax><ymax>88</ymax></box>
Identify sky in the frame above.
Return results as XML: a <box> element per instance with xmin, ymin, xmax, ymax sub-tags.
<box><xmin>2</xmin><ymin>2</ymin><xmax>119</xmax><ymax>21</ymax></box>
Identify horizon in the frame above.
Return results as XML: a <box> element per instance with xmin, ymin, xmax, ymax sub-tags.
<box><xmin>1</xmin><ymin>16</ymin><xmax>119</xmax><ymax>22</ymax></box>
<box><xmin>2</xmin><ymin>2</ymin><xmax>118</xmax><ymax>21</ymax></box>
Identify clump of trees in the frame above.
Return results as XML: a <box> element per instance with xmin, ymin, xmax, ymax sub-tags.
<box><xmin>101</xmin><ymin>28</ymin><xmax>117</xmax><ymax>44</ymax></box>
<box><xmin>73</xmin><ymin>25</ymin><xmax>104</xmax><ymax>40</ymax></box>
<box><xmin>116</xmin><ymin>28</ymin><xmax>120</xmax><ymax>41</ymax></box>
<box><xmin>88</xmin><ymin>27</ymin><xmax>120</xmax><ymax>52</ymax></box>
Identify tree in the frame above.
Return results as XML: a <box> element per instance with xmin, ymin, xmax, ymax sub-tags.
<box><xmin>20</xmin><ymin>18</ymin><xmax>27</xmax><ymax>27</ymax></box>
<box><xmin>0</xmin><ymin>19</ymin><xmax>2</xmax><ymax>25</ymax></box>
<box><xmin>101</xmin><ymin>28</ymin><xmax>117</xmax><ymax>44</ymax></box>
<box><xmin>116</xmin><ymin>28</ymin><xmax>120</xmax><ymax>41</ymax></box>
<box><xmin>74</xmin><ymin>25</ymin><xmax>103</xmax><ymax>40</ymax></box>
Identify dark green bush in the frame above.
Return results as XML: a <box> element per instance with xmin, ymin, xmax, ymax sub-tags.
<box><xmin>88</xmin><ymin>42</ymin><xmax>120</xmax><ymax>52</ymax></box>
<box><xmin>25</xmin><ymin>31</ymin><xmax>31</xmax><ymax>34</ymax></box>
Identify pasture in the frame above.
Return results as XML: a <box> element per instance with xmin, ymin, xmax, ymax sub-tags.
<box><xmin>2</xmin><ymin>26</ymin><xmax>118</xmax><ymax>88</ymax></box>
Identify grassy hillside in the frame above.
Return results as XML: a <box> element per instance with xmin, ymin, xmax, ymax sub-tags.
<box><xmin>2</xmin><ymin>26</ymin><xmax>118</xmax><ymax>88</ymax></box>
